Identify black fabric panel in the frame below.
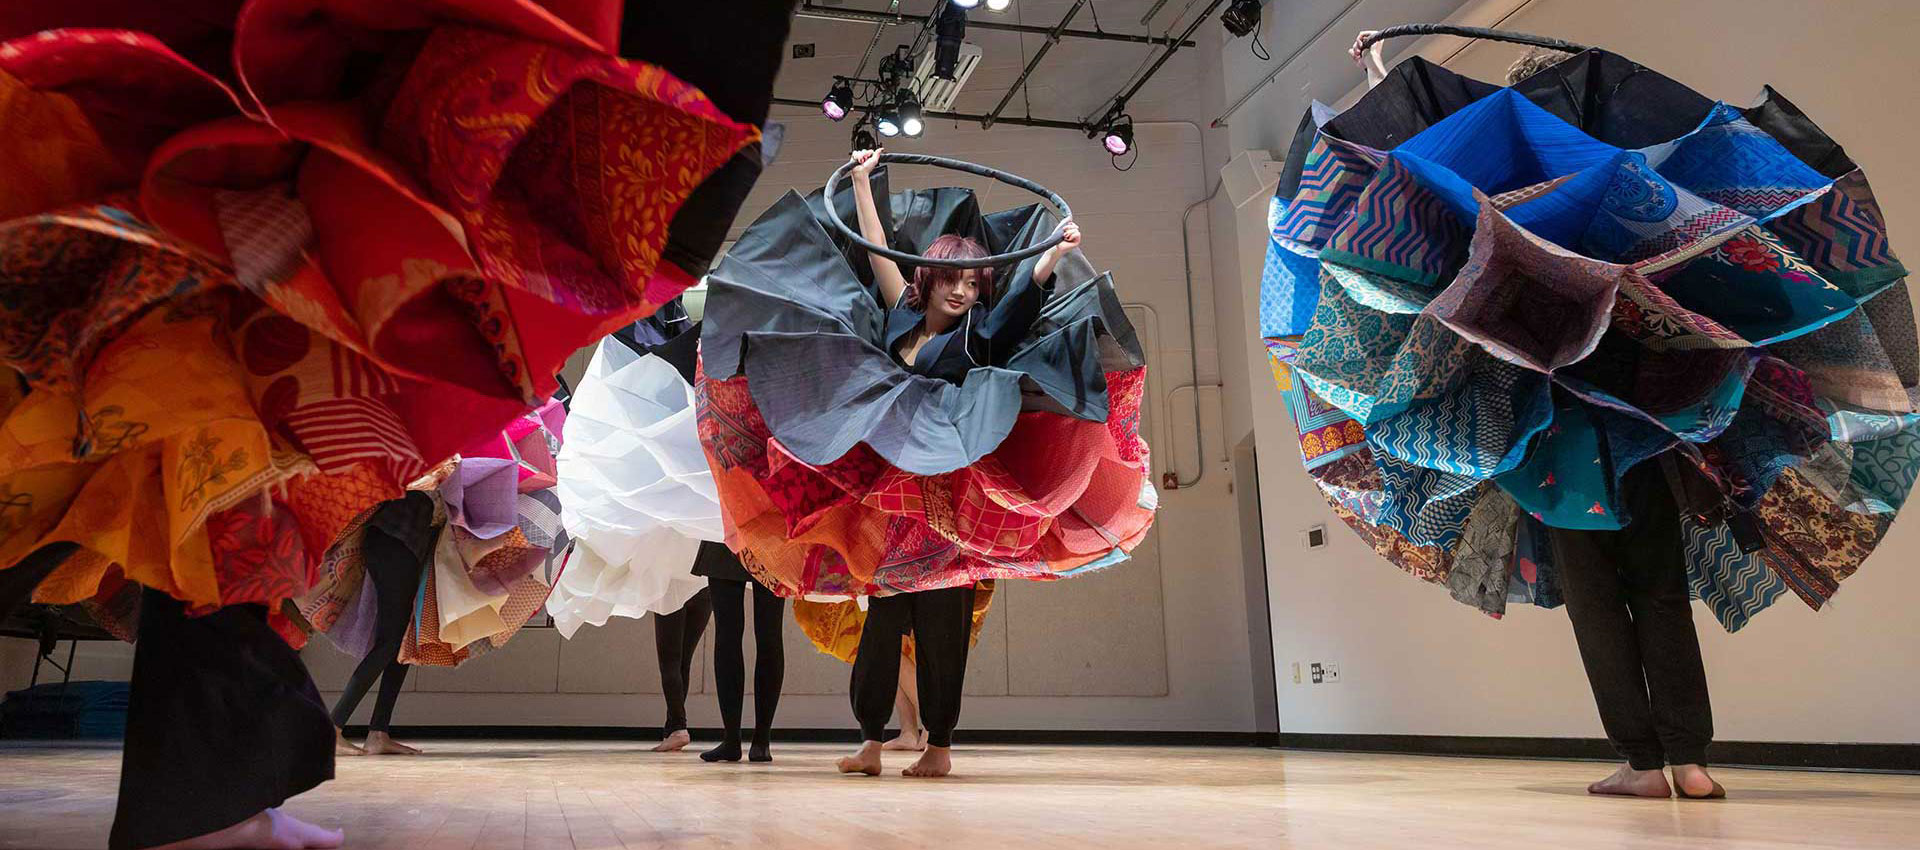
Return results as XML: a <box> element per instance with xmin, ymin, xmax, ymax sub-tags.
<box><xmin>110</xmin><ymin>591</ymin><xmax>333</xmax><ymax>850</ymax></box>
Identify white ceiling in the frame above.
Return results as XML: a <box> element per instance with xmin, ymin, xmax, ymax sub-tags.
<box><xmin>776</xmin><ymin>0</ymin><xmax>1219</xmax><ymax>127</ymax></box>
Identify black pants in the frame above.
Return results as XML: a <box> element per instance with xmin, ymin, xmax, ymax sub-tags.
<box><xmin>708</xmin><ymin>576</ymin><xmax>784</xmax><ymax>745</ymax></box>
<box><xmin>113</xmin><ymin>590</ymin><xmax>334</xmax><ymax>849</ymax></box>
<box><xmin>328</xmin><ymin>514</ymin><xmax>429</xmax><ymax>732</ymax></box>
<box><xmin>1550</xmin><ymin>464</ymin><xmax>1713</xmax><ymax>770</ymax></box>
<box><xmin>654</xmin><ymin>587</ymin><xmax>712</xmax><ymax>734</ymax></box>
<box><xmin>850</xmin><ymin>585</ymin><xmax>974</xmax><ymax>749</ymax></box>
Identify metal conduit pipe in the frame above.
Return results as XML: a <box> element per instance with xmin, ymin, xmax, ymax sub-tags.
<box><xmin>768</xmin><ymin>96</ymin><xmax>1089</xmax><ymax>131</ymax></box>
<box><xmin>795</xmin><ymin>1</ymin><xmax>1193</xmax><ymax>46</ymax></box>
<box><xmin>983</xmin><ymin>0</ymin><xmax>1086</xmax><ymax>129</ymax></box>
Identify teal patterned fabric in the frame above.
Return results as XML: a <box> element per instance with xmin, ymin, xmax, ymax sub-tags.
<box><xmin>1260</xmin><ymin>51</ymin><xmax>1919</xmax><ymax>626</ymax></box>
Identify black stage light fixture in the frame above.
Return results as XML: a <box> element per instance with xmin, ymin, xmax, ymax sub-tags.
<box><xmin>934</xmin><ymin>3</ymin><xmax>967</xmax><ymax>80</ymax></box>
<box><xmin>1221</xmin><ymin>0</ymin><xmax>1261</xmax><ymax>38</ymax></box>
<box><xmin>875</xmin><ymin>106</ymin><xmax>902</xmax><ymax>137</ymax></box>
<box><xmin>852</xmin><ymin>125</ymin><xmax>877</xmax><ymax>151</ymax></box>
<box><xmin>894</xmin><ymin>89</ymin><xmax>925</xmax><ymax>138</ymax></box>
<box><xmin>822</xmin><ymin>79</ymin><xmax>854</xmax><ymax>121</ymax></box>
<box><xmin>1102</xmin><ymin>113</ymin><xmax>1135</xmax><ymax>156</ymax></box>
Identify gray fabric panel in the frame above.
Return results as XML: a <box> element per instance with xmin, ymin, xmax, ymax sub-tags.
<box><xmin>742</xmin><ymin>331</ymin><xmax>1023</xmax><ymax>475</ymax></box>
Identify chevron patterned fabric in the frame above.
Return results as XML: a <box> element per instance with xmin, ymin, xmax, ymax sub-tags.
<box><xmin>1257</xmin><ymin>50</ymin><xmax>1919</xmax><ymax>627</ymax></box>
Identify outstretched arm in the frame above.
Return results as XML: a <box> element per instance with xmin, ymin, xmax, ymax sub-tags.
<box><xmin>1350</xmin><ymin>30</ymin><xmax>1389</xmax><ymax>88</ymax></box>
<box><xmin>1031</xmin><ymin>218</ymin><xmax>1081</xmax><ymax>285</ymax></box>
<box><xmin>849</xmin><ymin>149</ymin><xmax>910</xmax><ymax>308</ymax></box>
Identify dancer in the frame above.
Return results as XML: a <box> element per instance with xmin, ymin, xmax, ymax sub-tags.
<box><xmin>0</xmin><ymin>1</ymin><xmax>773</xmax><ymax>844</ymax></box>
<box><xmin>696</xmin><ymin>541</ymin><xmax>786</xmax><ymax>763</ymax></box>
<box><xmin>792</xmin><ymin>583</ymin><xmax>997</xmax><ymax>753</ymax></box>
<box><xmin>1262</xmin><ymin>29</ymin><xmax>1918</xmax><ymax>802</ymax></box>
<box><xmin>699</xmin><ymin>146</ymin><xmax>1154</xmax><ymax>778</ymax></box>
<box><xmin>327</xmin><ymin>493</ymin><xmax>436</xmax><ymax>756</ymax></box>
<box><xmin>831</xmin><ymin>149</ymin><xmax>1085</xmax><ymax>778</ymax></box>
<box><xmin>650</xmin><ymin>586</ymin><xmax>712</xmax><ymax>752</ymax></box>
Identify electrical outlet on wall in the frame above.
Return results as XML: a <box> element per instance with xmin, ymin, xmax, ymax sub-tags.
<box><xmin>1324</xmin><ymin>663</ymin><xmax>1341</xmax><ymax>683</ymax></box>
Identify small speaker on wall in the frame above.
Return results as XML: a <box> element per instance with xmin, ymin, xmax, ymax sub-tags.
<box><xmin>1302</xmin><ymin>524</ymin><xmax>1327</xmax><ymax>549</ymax></box>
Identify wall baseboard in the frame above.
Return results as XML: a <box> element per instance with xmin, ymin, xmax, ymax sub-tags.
<box><xmin>1272</xmin><ymin>733</ymin><xmax>1920</xmax><ymax>773</ymax></box>
<box><xmin>342</xmin><ymin>726</ymin><xmax>1917</xmax><ymax>772</ymax></box>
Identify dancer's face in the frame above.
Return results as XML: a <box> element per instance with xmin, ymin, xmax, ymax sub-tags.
<box><xmin>928</xmin><ymin>271</ymin><xmax>980</xmax><ymax>319</ymax></box>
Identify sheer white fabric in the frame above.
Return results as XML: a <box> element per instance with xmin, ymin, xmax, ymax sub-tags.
<box><xmin>547</xmin><ymin>338</ymin><xmax>721</xmax><ymax>637</ymax></box>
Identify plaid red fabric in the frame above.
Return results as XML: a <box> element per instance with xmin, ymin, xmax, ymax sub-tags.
<box><xmin>699</xmin><ymin>365</ymin><xmax>1155</xmax><ymax>597</ymax></box>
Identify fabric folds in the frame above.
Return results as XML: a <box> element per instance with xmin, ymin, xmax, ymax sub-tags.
<box><xmin>1259</xmin><ymin>49</ymin><xmax>1917</xmax><ymax>631</ymax></box>
<box><xmin>700</xmin><ymin>176</ymin><xmax>1155</xmax><ymax>598</ymax></box>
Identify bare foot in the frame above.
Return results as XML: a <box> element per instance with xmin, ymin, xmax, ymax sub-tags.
<box><xmin>836</xmin><ymin>741</ymin><xmax>883</xmax><ymax>776</ymax></box>
<box><xmin>1587</xmin><ymin>763</ymin><xmax>1672</xmax><ymax>798</ymax></box>
<box><xmin>1671</xmin><ymin>764</ymin><xmax>1726</xmax><ymax>799</ymax></box>
<box><xmin>362</xmin><ymin>731</ymin><xmax>421</xmax><ymax>756</ymax></box>
<box><xmin>151</xmin><ymin>808</ymin><xmax>344</xmax><ymax>849</ymax></box>
<box><xmin>902</xmin><ymin>745</ymin><xmax>952</xmax><ymax>778</ymax></box>
<box><xmin>882</xmin><ymin>730</ymin><xmax>927</xmax><ymax>752</ymax></box>
<box><xmin>653</xmin><ymin>729</ymin><xmax>692</xmax><ymax>753</ymax></box>
<box><xmin>333</xmin><ymin>729</ymin><xmax>364</xmax><ymax>757</ymax></box>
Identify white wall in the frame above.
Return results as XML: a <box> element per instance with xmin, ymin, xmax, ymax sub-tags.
<box><xmin>1216</xmin><ymin>0</ymin><xmax>1920</xmax><ymax>743</ymax></box>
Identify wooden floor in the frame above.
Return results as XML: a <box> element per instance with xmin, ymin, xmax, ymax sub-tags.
<box><xmin>3</xmin><ymin>740</ymin><xmax>1918</xmax><ymax>849</ymax></box>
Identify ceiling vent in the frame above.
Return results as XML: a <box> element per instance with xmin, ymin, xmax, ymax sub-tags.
<box><xmin>908</xmin><ymin>41</ymin><xmax>982</xmax><ymax>112</ymax></box>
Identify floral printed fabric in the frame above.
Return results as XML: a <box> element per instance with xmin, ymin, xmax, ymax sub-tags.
<box><xmin>0</xmin><ymin>1</ymin><xmax>756</xmax><ymax>638</ymax></box>
<box><xmin>1259</xmin><ymin>50</ymin><xmax>1917</xmax><ymax>630</ymax></box>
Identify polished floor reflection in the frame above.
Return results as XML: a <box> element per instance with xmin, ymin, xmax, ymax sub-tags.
<box><xmin>2</xmin><ymin>740</ymin><xmax>1917</xmax><ymax>849</ymax></box>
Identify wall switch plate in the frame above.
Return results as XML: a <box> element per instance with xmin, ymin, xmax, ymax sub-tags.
<box><xmin>1291</xmin><ymin>662</ymin><xmax>1301</xmax><ymax>684</ymax></box>
<box><xmin>1324</xmin><ymin>663</ymin><xmax>1340</xmax><ymax>683</ymax></box>
<box><xmin>1310</xmin><ymin>662</ymin><xmax>1325</xmax><ymax>684</ymax></box>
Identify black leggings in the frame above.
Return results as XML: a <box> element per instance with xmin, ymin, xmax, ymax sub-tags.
<box><xmin>1550</xmin><ymin>463</ymin><xmax>1714</xmax><ymax>770</ymax></box>
<box><xmin>851</xmin><ymin>585</ymin><xmax>974</xmax><ymax>749</ymax></box>
<box><xmin>654</xmin><ymin>587</ymin><xmax>712</xmax><ymax>734</ymax></box>
<box><xmin>328</xmin><ymin>519</ymin><xmax>428</xmax><ymax>732</ymax></box>
<box><xmin>708</xmin><ymin>576</ymin><xmax>784</xmax><ymax>745</ymax></box>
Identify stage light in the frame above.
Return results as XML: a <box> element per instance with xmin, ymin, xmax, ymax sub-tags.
<box><xmin>876</xmin><ymin>108</ymin><xmax>902</xmax><ymax>137</ymax></box>
<box><xmin>852</xmin><ymin>126</ymin><xmax>877</xmax><ymax>151</ymax></box>
<box><xmin>985</xmin><ymin>0</ymin><xmax>1011</xmax><ymax>10</ymax></box>
<box><xmin>934</xmin><ymin>3</ymin><xmax>967</xmax><ymax>79</ymax></box>
<box><xmin>822</xmin><ymin>79</ymin><xmax>853</xmax><ymax>121</ymax></box>
<box><xmin>1101</xmin><ymin>114</ymin><xmax>1134</xmax><ymax>155</ymax></box>
<box><xmin>895</xmin><ymin>90</ymin><xmax>924</xmax><ymax>137</ymax></box>
<box><xmin>951</xmin><ymin>0</ymin><xmax>981</xmax><ymax>8</ymax></box>
<box><xmin>1220</xmin><ymin>0</ymin><xmax>1260</xmax><ymax>38</ymax></box>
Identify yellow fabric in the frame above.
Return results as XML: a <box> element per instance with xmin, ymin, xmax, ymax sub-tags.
<box><xmin>0</xmin><ymin>303</ymin><xmax>281</xmax><ymax>606</ymax></box>
<box><xmin>793</xmin><ymin>581</ymin><xmax>997</xmax><ymax>665</ymax></box>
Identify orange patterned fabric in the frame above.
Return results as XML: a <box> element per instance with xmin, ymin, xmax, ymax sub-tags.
<box><xmin>701</xmin><ymin>365</ymin><xmax>1155</xmax><ymax>598</ymax></box>
<box><xmin>0</xmin><ymin>3</ymin><xmax>758</xmax><ymax>633</ymax></box>
<box><xmin>0</xmin><ymin>68</ymin><xmax>124</xmax><ymax>221</ymax></box>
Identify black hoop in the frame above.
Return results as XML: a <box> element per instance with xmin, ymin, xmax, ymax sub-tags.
<box><xmin>823</xmin><ymin>153</ymin><xmax>1073</xmax><ymax>269</ymax></box>
<box><xmin>1359</xmin><ymin>24</ymin><xmax>1590</xmax><ymax>54</ymax></box>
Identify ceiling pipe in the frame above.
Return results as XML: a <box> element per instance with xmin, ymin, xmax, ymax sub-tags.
<box><xmin>795</xmin><ymin>1</ymin><xmax>1192</xmax><ymax>46</ymax></box>
<box><xmin>771</xmin><ymin>96</ymin><xmax>1089</xmax><ymax>131</ymax></box>
<box><xmin>982</xmin><ymin>0</ymin><xmax>1085</xmax><ymax>129</ymax></box>
<box><xmin>1086</xmin><ymin>0</ymin><xmax>1229</xmax><ymax>126</ymax></box>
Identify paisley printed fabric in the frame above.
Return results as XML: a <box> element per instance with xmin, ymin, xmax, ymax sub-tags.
<box><xmin>1260</xmin><ymin>49</ymin><xmax>1917</xmax><ymax>630</ymax></box>
<box><xmin>0</xmin><ymin>2</ymin><xmax>767</xmax><ymax>641</ymax></box>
